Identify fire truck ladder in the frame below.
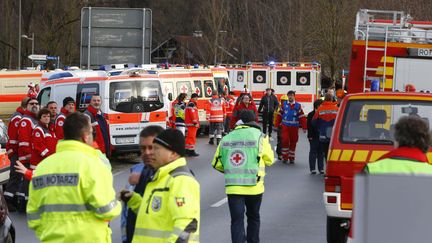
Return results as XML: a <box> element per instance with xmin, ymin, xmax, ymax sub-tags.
<box><xmin>360</xmin><ymin>10</ymin><xmax>404</xmax><ymax>92</ymax></box>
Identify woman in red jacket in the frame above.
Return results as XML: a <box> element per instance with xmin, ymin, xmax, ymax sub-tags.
<box><xmin>30</xmin><ymin>108</ymin><xmax>57</xmax><ymax>170</ymax></box>
<box><xmin>230</xmin><ymin>93</ymin><xmax>259</xmax><ymax>129</ymax></box>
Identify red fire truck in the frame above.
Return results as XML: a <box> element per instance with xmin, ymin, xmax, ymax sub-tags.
<box><xmin>324</xmin><ymin>9</ymin><xmax>432</xmax><ymax>242</ymax></box>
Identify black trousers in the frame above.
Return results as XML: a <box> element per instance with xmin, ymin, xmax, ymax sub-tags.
<box><xmin>4</xmin><ymin>154</ymin><xmax>21</xmax><ymax>201</ymax></box>
<box><xmin>261</xmin><ymin>111</ymin><xmax>274</xmax><ymax>136</ymax></box>
<box><xmin>228</xmin><ymin>194</ymin><xmax>263</xmax><ymax>243</ymax></box>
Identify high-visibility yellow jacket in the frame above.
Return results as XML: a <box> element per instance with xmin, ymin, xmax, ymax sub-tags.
<box><xmin>128</xmin><ymin>157</ymin><xmax>200</xmax><ymax>243</ymax></box>
<box><xmin>211</xmin><ymin>125</ymin><xmax>274</xmax><ymax>195</ymax></box>
<box><xmin>27</xmin><ymin>140</ymin><xmax>121</xmax><ymax>243</ymax></box>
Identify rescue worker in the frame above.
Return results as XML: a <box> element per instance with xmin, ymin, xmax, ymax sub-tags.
<box><xmin>212</xmin><ymin>110</ymin><xmax>274</xmax><ymax>243</ymax></box>
<box><xmin>122</xmin><ymin>126</ymin><xmax>163</xmax><ymax>243</ymax></box>
<box><xmin>274</xmin><ymin>95</ymin><xmax>288</xmax><ymax>161</ymax></box>
<box><xmin>312</xmin><ymin>92</ymin><xmax>338</xmax><ymax>161</ymax></box>
<box><xmin>258</xmin><ymin>88</ymin><xmax>279</xmax><ymax>139</ymax></box>
<box><xmin>275</xmin><ymin>90</ymin><xmax>307</xmax><ymax>164</ymax></box>
<box><xmin>185</xmin><ymin>93</ymin><xmax>200</xmax><ymax>157</ymax></box>
<box><xmin>120</xmin><ymin>129</ymin><xmax>200</xmax><ymax>243</ymax></box>
<box><xmin>307</xmin><ymin>99</ymin><xmax>324</xmax><ymax>174</ymax></box>
<box><xmin>27</xmin><ymin>112</ymin><xmax>121</xmax><ymax>242</ymax></box>
<box><xmin>223</xmin><ymin>91</ymin><xmax>236</xmax><ymax>135</ymax></box>
<box><xmin>55</xmin><ymin>97</ymin><xmax>75</xmax><ymax>140</ymax></box>
<box><xmin>365</xmin><ymin>116</ymin><xmax>432</xmax><ymax>174</ymax></box>
<box><xmin>46</xmin><ymin>101</ymin><xmax>58</xmax><ymax>129</ymax></box>
<box><xmin>84</xmin><ymin>94</ymin><xmax>111</xmax><ymax>156</ymax></box>
<box><xmin>173</xmin><ymin>93</ymin><xmax>188</xmax><ymax>136</ymax></box>
<box><xmin>206</xmin><ymin>90</ymin><xmax>226</xmax><ymax>145</ymax></box>
<box><xmin>230</xmin><ymin>93</ymin><xmax>258</xmax><ymax>129</ymax></box>
<box><xmin>27</xmin><ymin>82</ymin><xmax>38</xmax><ymax>99</ymax></box>
<box><xmin>4</xmin><ymin>97</ymin><xmax>29</xmax><ymax>211</ymax></box>
<box><xmin>17</xmin><ymin>97</ymin><xmax>39</xmax><ymax>212</ymax></box>
<box><xmin>30</xmin><ymin>108</ymin><xmax>57</xmax><ymax>170</ymax></box>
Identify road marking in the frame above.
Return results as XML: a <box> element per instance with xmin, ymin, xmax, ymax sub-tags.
<box><xmin>113</xmin><ymin>170</ymin><xmax>127</xmax><ymax>177</ymax></box>
<box><xmin>211</xmin><ymin>197</ymin><xmax>228</xmax><ymax>207</ymax></box>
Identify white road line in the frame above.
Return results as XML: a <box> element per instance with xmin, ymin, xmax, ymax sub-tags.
<box><xmin>211</xmin><ymin>197</ymin><xmax>228</xmax><ymax>207</ymax></box>
<box><xmin>113</xmin><ymin>170</ymin><xmax>127</xmax><ymax>177</ymax></box>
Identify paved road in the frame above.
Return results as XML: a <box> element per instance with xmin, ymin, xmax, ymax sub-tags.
<box><xmin>10</xmin><ymin>133</ymin><xmax>326</xmax><ymax>243</ymax></box>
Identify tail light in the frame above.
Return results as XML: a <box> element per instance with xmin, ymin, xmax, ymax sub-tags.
<box><xmin>325</xmin><ymin>176</ymin><xmax>341</xmax><ymax>193</ymax></box>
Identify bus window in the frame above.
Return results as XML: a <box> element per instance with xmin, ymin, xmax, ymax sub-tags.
<box><xmin>176</xmin><ymin>81</ymin><xmax>192</xmax><ymax>98</ymax></box>
<box><xmin>193</xmin><ymin>80</ymin><xmax>203</xmax><ymax>98</ymax></box>
<box><xmin>76</xmin><ymin>83</ymin><xmax>99</xmax><ymax>112</ymax></box>
<box><xmin>204</xmin><ymin>80</ymin><xmax>215</xmax><ymax>97</ymax></box>
<box><xmin>110</xmin><ymin>80</ymin><xmax>164</xmax><ymax>113</ymax></box>
<box><xmin>38</xmin><ymin>87</ymin><xmax>51</xmax><ymax>107</ymax></box>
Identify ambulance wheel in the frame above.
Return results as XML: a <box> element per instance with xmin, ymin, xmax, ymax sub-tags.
<box><xmin>327</xmin><ymin>216</ymin><xmax>348</xmax><ymax>243</ymax></box>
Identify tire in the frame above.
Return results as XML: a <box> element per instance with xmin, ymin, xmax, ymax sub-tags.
<box><xmin>327</xmin><ymin>216</ymin><xmax>348</xmax><ymax>243</ymax></box>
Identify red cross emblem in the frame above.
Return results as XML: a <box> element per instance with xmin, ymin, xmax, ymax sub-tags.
<box><xmin>206</xmin><ymin>87</ymin><xmax>212</xmax><ymax>96</ymax></box>
<box><xmin>230</xmin><ymin>150</ymin><xmax>246</xmax><ymax>167</ymax></box>
<box><xmin>180</xmin><ymin>85</ymin><xmax>188</xmax><ymax>93</ymax></box>
<box><xmin>195</xmin><ymin>87</ymin><xmax>201</xmax><ymax>95</ymax></box>
<box><xmin>223</xmin><ymin>85</ymin><xmax>228</xmax><ymax>92</ymax></box>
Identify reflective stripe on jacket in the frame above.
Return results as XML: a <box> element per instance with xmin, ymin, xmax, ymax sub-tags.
<box><xmin>127</xmin><ymin>158</ymin><xmax>200</xmax><ymax>243</ymax></box>
<box><xmin>27</xmin><ymin>140</ymin><xmax>121</xmax><ymax>242</ymax></box>
<box><xmin>206</xmin><ymin>96</ymin><xmax>226</xmax><ymax>123</ymax></box>
<box><xmin>212</xmin><ymin>125</ymin><xmax>274</xmax><ymax>195</ymax></box>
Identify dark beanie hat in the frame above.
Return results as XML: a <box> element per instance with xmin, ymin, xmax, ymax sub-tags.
<box><xmin>191</xmin><ymin>93</ymin><xmax>199</xmax><ymax>99</ymax></box>
<box><xmin>63</xmin><ymin>97</ymin><xmax>75</xmax><ymax>107</ymax></box>
<box><xmin>153</xmin><ymin>129</ymin><xmax>185</xmax><ymax>157</ymax></box>
<box><xmin>239</xmin><ymin>110</ymin><xmax>256</xmax><ymax>123</ymax></box>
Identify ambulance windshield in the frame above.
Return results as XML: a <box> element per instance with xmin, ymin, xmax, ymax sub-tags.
<box><xmin>109</xmin><ymin>80</ymin><xmax>164</xmax><ymax>113</ymax></box>
<box><xmin>341</xmin><ymin>100</ymin><xmax>432</xmax><ymax>144</ymax></box>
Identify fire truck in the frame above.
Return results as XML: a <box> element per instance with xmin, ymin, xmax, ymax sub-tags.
<box><xmin>324</xmin><ymin>9</ymin><xmax>432</xmax><ymax>243</ymax></box>
<box><xmin>226</xmin><ymin>62</ymin><xmax>321</xmax><ymax>113</ymax></box>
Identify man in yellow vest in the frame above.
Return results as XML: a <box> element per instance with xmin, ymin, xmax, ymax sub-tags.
<box><xmin>121</xmin><ymin>128</ymin><xmax>200</xmax><ymax>242</ymax></box>
<box><xmin>212</xmin><ymin>110</ymin><xmax>274</xmax><ymax>243</ymax></box>
<box><xmin>365</xmin><ymin>116</ymin><xmax>432</xmax><ymax>174</ymax></box>
<box><xmin>27</xmin><ymin>112</ymin><xmax>121</xmax><ymax>242</ymax></box>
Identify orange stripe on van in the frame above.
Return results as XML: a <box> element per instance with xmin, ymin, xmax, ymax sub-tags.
<box><xmin>190</xmin><ymin>72</ymin><xmax>213</xmax><ymax>77</ymax></box>
<box><xmin>159</xmin><ymin>73</ymin><xmax>191</xmax><ymax>78</ymax></box>
<box><xmin>107</xmin><ymin>111</ymin><xmax>167</xmax><ymax>124</ymax></box>
<box><xmin>46</xmin><ymin>78</ymin><xmax>81</xmax><ymax>85</ymax></box>
<box><xmin>0</xmin><ymin>73</ymin><xmax>42</xmax><ymax>78</ymax></box>
<box><xmin>0</xmin><ymin>94</ymin><xmax>27</xmax><ymax>102</ymax></box>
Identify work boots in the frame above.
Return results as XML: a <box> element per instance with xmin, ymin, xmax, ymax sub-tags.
<box><xmin>209</xmin><ymin>138</ymin><xmax>214</xmax><ymax>145</ymax></box>
<box><xmin>189</xmin><ymin>150</ymin><xmax>199</xmax><ymax>157</ymax></box>
<box><xmin>216</xmin><ymin>138</ymin><xmax>221</xmax><ymax>145</ymax></box>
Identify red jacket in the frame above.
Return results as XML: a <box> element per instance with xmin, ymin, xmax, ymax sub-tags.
<box><xmin>185</xmin><ymin>100</ymin><xmax>200</xmax><ymax>128</ymax></box>
<box><xmin>206</xmin><ymin>95</ymin><xmax>226</xmax><ymax>123</ymax></box>
<box><xmin>27</xmin><ymin>89</ymin><xmax>38</xmax><ymax>99</ymax></box>
<box><xmin>6</xmin><ymin>107</ymin><xmax>25</xmax><ymax>157</ymax></box>
<box><xmin>230</xmin><ymin>102</ymin><xmax>259</xmax><ymax>129</ymax></box>
<box><xmin>224</xmin><ymin>95</ymin><xmax>236</xmax><ymax>117</ymax></box>
<box><xmin>54</xmin><ymin>107</ymin><xmax>71</xmax><ymax>140</ymax></box>
<box><xmin>84</xmin><ymin>105</ymin><xmax>111</xmax><ymax>156</ymax></box>
<box><xmin>30</xmin><ymin>123</ymin><xmax>57</xmax><ymax>168</ymax></box>
<box><xmin>169</xmin><ymin>100</ymin><xmax>178</xmax><ymax>128</ymax></box>
<box><xmin>18</xmin><ymin>110</ymin><xmax>38</xmax><ymax>163</ymax></box>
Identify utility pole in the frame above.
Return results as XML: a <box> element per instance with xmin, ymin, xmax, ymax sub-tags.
<box><xmin>18</xmin><ymin>0</ymin><xmax>22</xmax><ymax>70</ymax></box>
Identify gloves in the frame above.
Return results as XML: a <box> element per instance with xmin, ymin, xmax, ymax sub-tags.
<box><xmin>119</xmin><ymin>189</ymin><xmax>133</xmax><ymax>203</ymax></box>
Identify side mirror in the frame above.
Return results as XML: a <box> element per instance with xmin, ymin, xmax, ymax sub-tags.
<box><xmin>325</xmin><ymin>127</ymin><xmax>333</xmax><ymax>140</ymax></box>
<box><xmin>168</xmin><ymin>93</ymin><xmax>173</xmax><ymax>101</ymax></box>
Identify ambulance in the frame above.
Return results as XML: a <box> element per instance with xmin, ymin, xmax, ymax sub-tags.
<box><xmin>324</xmin><ymin>9</ymin><xmax>432</xmax><ymax>243</ymax></box>
<box><xmin>38</xmin><ymin>69</ymin><xmax>168</xmax><ymax>153</ymax></box>
<box><xmin>226</xmin><ymin>62</ymin><xmax>321</xmax><ymax>113</ymax></box>
<box><xmin>154</xmin><ymin>66</ymin><xmax>223</xmax><ymax>127</ymax></box>
<box><xmin>0</xmin><ymin>70</ymin><xmax>44</xmax><ymax>116</ymax></box>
